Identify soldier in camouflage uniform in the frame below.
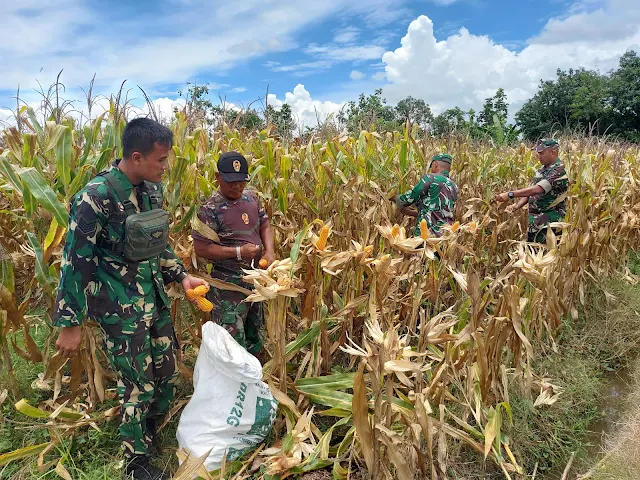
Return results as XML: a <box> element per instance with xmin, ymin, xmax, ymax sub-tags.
<box><xmin>53</xmin><ymin>118</ymin><xmax>208</xmax><ymax>480</ymax></box>
<box><xmin>394</xmin><ymin>153</ymin><xmax>459</xmax><ymax>237</ymax></box>
<box><xmin>192</xmin><ymin>152</ymin><xmax>275</xmax><ymax>360</ymax></box>
<box><xmin>494</xmin><ymin>139</ymin><xmax>568</xmax><ymax>244</ymax></box>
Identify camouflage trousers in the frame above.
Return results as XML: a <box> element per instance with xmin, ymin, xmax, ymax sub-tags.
<box><xmin>527</xmin><ymin>225</ymin><xmax>563</xmax><ymax>244</ymax></box>
<box><xmin>98</xmin><ymin>295</ymin><xmax>178</xmax><ymax>458</ymax></box>
<box><xmin>206</xmin><ymin>274</ymin><xmax>264</xmax><ymax>355</ymax></box>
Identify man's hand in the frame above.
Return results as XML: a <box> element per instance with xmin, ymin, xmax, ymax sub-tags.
<box><xmin>505</xmin><ymin>204</ymin><xmax>519</xmax><ymax>214</ymax></box>
<box><xmin>240</xmin><ymin>243</ymin><xmax>261</xmax><ymax>260</ymax></box>
<box><xmin>262</xmin><ymin>250</ymin><xmax>276</xmax><ymax>267</ymax></box>
<box><xmin>56</xmin><ymin>326</ymin><xmax>82</xmax><ymax>358</ymax></box>
<box><xmin>493</xmin><ymin>192</ymin><xmax>510</xmax><ymax>204</ymax></box>
<box><xmin>182</xmin><ymin>274</ymin><xmax>209</xmax><ymax>293</ymax></box>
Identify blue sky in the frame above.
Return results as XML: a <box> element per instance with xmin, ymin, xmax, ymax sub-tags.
<box><xmin>1</xmin><ymin>0</ymin><xmax>639</xmax><ymax>127</ymax></box>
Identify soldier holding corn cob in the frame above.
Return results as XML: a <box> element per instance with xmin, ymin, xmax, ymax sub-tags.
<box><xmin>493</xmin><ymin>138</ymin><xmax>568</xmax><ymax>244</ymax></box>
<box><xmin>192</xmin><ymin>151</ymin><xmax>275</xmax><ymax>362</ymax></box>
<box><xmin>52</xmin><ymin>118</ymin><xmax>208</xmax><ymax>480</ymax></box>
<box><xmin>394</xmin><ymin>153</ymin><xmax>459</xmax><ymax>238</ymax></box>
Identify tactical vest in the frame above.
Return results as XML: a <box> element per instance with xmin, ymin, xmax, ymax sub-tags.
<box><xmin>97</xmin><ymin>171</ymin><xmax>170</xmax><ymax>262</ymax></box>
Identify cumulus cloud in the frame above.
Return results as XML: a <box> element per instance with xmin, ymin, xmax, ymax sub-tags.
<box><xmin>350</xmin><ymin>70</ymin><xmax>366</xmax><ymax>80</ymax></box>
<box><xmin>267</xmin><ymin>85</ymin><xmax>344</xmax><ymax>129</ymax></box>
<box><xmin>381</xmin><ymin>2</ymin><xmax>640</xmax><ymax>116</ymax></box>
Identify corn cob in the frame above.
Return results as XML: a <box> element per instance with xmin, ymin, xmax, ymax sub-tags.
<box><xmin>192</xmin><ymin>285</ymin><xmax>209</xmax><ymax>296</ymax></box>
<box><xmin>193</xmin><ymin>296</ymin><xmax>213</xmax><ymax>312</ymax></box>
<box><xmin>316</xmin><ymin>225</ymin><xmax>330</xmax><ymax>251</ymax></box>
<box><xmin>419</xmin><ymin>219</ymin><xmax>429</xmax><ymax>240</ymax></box>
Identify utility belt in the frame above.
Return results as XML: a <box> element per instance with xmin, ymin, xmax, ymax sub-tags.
<box><xmin>96</xmin><ymin>170</ymin><xmax>169</xmax><ymax>262</ymax></box>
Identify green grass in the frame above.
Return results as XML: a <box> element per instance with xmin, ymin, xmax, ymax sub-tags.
<box><xmin>0</xmin><ymin>315</ymin><xmax>194</xmax><ymax>480</ymax></box>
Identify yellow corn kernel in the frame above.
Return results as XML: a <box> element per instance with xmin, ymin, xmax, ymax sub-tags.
<box><xmin>186</xmin><ymin>289</ymin><xmax>197</xmax><ymax>301</ymax></box>
<box><xmin>451</xmin><ymin>221</ymin><xmax>460</xmax><ymax>232</ymax></box>
<box><xmin>391</xmin><ymin>224</ymin><xmax>401</xmax><ymax>238</ymax></box>
<box><xmin>419</xmin><ymin>219</ymin><xmax>429</xmax><ymax>240</ymax></box>
<box><xmin>194</xmin><ymin>296</ymin><xmax>213</xmax><ymax>312</ymax></box>
<box><xmin>316</xmin><ymin>225</ymin><xmax>330</xmax><ymax>251</ymax></box>
<box><xmin>192</xmin><ymin>285</ymin><xmax>209</xmax><ymax>296</ymax></box>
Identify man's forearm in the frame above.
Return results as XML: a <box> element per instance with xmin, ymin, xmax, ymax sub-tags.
<box><xmin>513</xmin><ymin>185</ymin><xmax>544</xmax><ymax>198</ymax></box>
<box><xmin>260</xmin><ymin>222</ymin><xmax>275</xmax><ymax>254</ymax></box>
<box><xmin>514</xmin><ymin>197</ymin><xmax>528</xmax><ymax>209</ymax></box>
<box><xmin>194</xmin><ymin>239</ymin><xmax>240</xmax><ymax>261</ymax></box>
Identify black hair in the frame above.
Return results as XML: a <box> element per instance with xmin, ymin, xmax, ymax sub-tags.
<box><xmin>122</xmin><ymin>117</ymin><xmax>173</xmax><ymax>159</ymax></box>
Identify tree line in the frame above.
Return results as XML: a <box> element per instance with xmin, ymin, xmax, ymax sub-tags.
<box><xmin>180</xmin><ymin>50</ymin><xmax>640</xmax><ymax>143</ymax></box>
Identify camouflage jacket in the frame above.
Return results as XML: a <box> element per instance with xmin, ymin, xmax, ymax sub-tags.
<box><xmin>527</xmin><ymin>158</ymin><xmax>568</xmax><ymax>233</ymax></box>
<box><xmin>52</xmin><ymin>161</ymin><xmax>188</xmax><ymax>328</ymax></box>
<box><xmin>192</xmin><ymin>189</ymin><xmax>268</xmax><ymax>281</ymax></box>
<box><xmin>395</xmin><ymin>171</ymin><xmax>459</xmax><ymax>237</ymax></box>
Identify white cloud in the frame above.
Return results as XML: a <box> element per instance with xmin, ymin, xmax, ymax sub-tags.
<box><xmin>0</xmin><ymin>108</ymin><xmax>14</xmax><ymax>126</ymax></box>
<box><xmin>372</xmin><ymin>72</ymin><xmax>387</xmax><ymax>81</ymax></box>
<box><xmin>306</xmin><ymin>44</ymin><xmax>386</xmax><ymax>61</ymax></box>
<box><xmin>267</xmin><ymin>85</ymin><xmax>344</xmax><ymax>128</ymax></box>
<box><xmin>350</xmin><ymin>70</ymin><xmax>366</xmax><ymax>80</ymax></box>
<box><xmin>270</xmin><ymin>60</ymin><xmax>334</xmax><ymax>75</ymax></box>
<box><xmin>0</xmin><ymin>0</ymin><xmax>398</xmax><ymax>98</ymax></box>
<box><xmin>381</xmin><ymin>3</ymin><xmax>640</xmax><ymax>116</ymax></box>
<box><xmin>230</xmin><ymin>87</ymin><xmax>247</xmax><ymax>93</ymax></box>
<box><xmin>334</xmin><ymin>27</ymin><xmax>360</xmax><ymax>44</ymax></box>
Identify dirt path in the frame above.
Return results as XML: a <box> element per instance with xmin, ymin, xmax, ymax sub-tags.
<box><xmin>577</xmin><ymin>357</ymin><xmax>640</xmax><ymax>479</ymax></box>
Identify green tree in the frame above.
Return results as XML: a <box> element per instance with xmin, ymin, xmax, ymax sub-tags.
<box><xmin>394</xmin><ymin>96</ymin><xmax>433</xmax><ymax>129</ymax></box>
<box><xmin>478</xmin><ymin>88</ymin><xmax>509</xmax><ymax>130</ymax></box>
<box><xmin>338</xmin><ymin>89</ymin><xmax>397</xmax><ymax>135</ymax></box>
<box><xmin>608</xmin><ymin>50</ymin><xmax>640</xmax><ymax>141</ymax></box>
<box><xmin>515</xmin><ymin>68</ymin><xmax>611</xmax><ymax>140</ymax></box>
<box><xmin>266</xmin><ymin>104</ymin><xmax>296</xmax><ymax>140</ymax></box>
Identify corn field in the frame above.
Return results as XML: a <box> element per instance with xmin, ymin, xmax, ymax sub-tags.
<box><xmin>0</xmin><ymin>100</ymin><xmax>639</xmax><ymax>480</ymax></box>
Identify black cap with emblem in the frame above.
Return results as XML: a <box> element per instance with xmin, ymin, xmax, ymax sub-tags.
<box><xmin>217</xmin><ymin>151</ymin><xmax>250</xmax><ymax>182</ymax></box>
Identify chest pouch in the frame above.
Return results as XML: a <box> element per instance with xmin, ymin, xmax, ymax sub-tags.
<box><xmin>99</xmin><ymin>171</ymin><xmax>169</xmax><ymax>262</ymax></box>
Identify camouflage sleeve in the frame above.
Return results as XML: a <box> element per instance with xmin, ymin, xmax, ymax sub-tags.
<box><xmin>52</xmin><ymin>189</ymin><xmax>108</xmax><ymax>328</ymax></box>
<box><xmin>160</xmin><ymin>245</ymin><xmax>188</xmax><ymax>284</ymax></box>
<box><xmin>538</xmin><ymin>163</ymin><xmax>567</xmax><ymax>193</ymax></box>
<box><xmin>395</xmin><ymin>175</ymin><xmax>432</xmax><ymax>208</ymax></box>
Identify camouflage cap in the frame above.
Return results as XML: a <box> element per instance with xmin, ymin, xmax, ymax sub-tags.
<box><xmin>534</xmin><ymin>138</ymin><xmax>559</xmax><ymax>152</ymax></box>
<box><xmin>432</xmin><ymin>153</ymin><xmax>453</xmax><ymax>165</ymax></box>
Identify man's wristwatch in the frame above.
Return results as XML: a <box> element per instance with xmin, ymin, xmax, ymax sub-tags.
<box><xmin>236</xmin><ymin>246</ymin><xmax>242</xmax><ymax>261</ymax></box>
<box><xmin>508</xmin><ymin>191</ymin><xmax>515</xmax><ymax>199</ymax></box>
<box><xmin>176</xmin><ymin>270</ymin><xmax>188</xmax><ymax>283</ymax></box>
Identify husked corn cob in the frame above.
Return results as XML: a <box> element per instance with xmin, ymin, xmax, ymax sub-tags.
<box><xmin>391</xmin><ymin>224</ymin><xmax>401</xmax><ymax>238</ymax></box>
<box><xmin>186</xmin><ymin>284</ymin><xmax>210</xmax><ymax>302</ymax></box>
<box><xmin>194</xmin><ymin>296</ymin><xmax>213</xmax><ymax>312</ymax></box>
<box><xmin>192</xmin><ymin>285</ymin><xmax>210</xmax><ymax>296</ymax></box>
<box><xmin>316</xmin><ymin>225</ymin><xmax>330</xmax><ymax>250</ymax></box>
<box><xmin>419</xmin><ymin>219</ymin><xmax>429</xmax><ymax>240</ymax></box>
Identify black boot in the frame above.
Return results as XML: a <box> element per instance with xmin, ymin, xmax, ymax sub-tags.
<box><xmin>123</xmin><ymin>455</ymin><xmax>169</xmax><ymax>480</ymax></box>
<box><xmin>145</xmin><ymin>417</ymin><xmax>162</xmax><ymax>458</ymax></box>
